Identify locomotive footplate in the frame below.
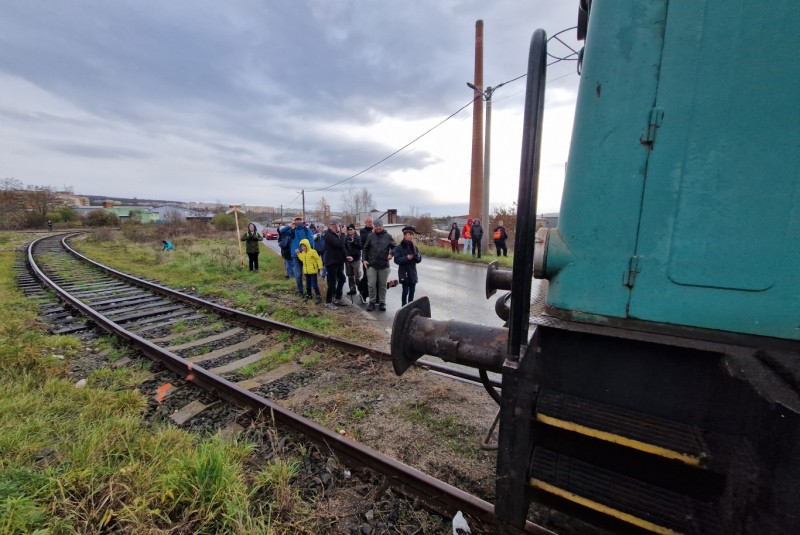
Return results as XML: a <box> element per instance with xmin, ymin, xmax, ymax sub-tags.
<box><xmin>497</xmin><ymin>320</ymin><xmax>800</xmax><ymax>534</ymax></box>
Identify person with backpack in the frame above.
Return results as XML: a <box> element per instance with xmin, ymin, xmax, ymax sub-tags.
<box><xmin>241</xmin><ymin>223</ymin><xmax>262</xmax><ymax>272</ymax></box>
<box><xmin>471</xmin><ymin>217</ymin><xmax>484</xmax><ymax>259</ymax></box>
<box><xmin>462</xmin><ymin>218</ymin><xmax>473</xmax><ymax>255</ymax></box>
<box><xmin>448</xmin><ymin>222</ymin><xmax>460</xmax><ymax>253</ymax></box>
<box><xmin>322</xmin><ymin>219</ymin><xmax>349</xmax><ymax>309</ymax></box>
<box><xmin>344</xmin><ymin>223</ymin><xmax>363</xmax><ymax>295</ymax></box>
<box><xmin>278</xmin><ymin>225</ymin><xmax>294</xmax><ymax>279</ymax></box>
<box><xmin>393</xmin><ymin>226</ymin><xmax>422</xmax><ymax>306</ymax></box>
<box><xmin>313</xmin><ymin>224</ymin><xmax>327</xmax><ymax>278</ymax></box>
<box><xmin>280</xmin><ymin>214</ymin><xmax>314</xmax><ymax>297</ymax></box>
<box><xmin>493</xmin><ymin>220</ymin><xmax>508</xmax><ymax>257</ymax></box>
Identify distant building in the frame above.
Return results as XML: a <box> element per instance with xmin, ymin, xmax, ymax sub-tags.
<box><xmin>75</xmin><ymin>205</ymin><xmax>159</xmax><ymax>223</ymax></box>
<box><xmin>538</xmin><ymin>212</ymin><xmax>559</xmax><ymax>228</ymax></box>
<box><xmin>449</xmin><ymin>215</ymin><xmax>471</xmax><ymax>228</ymax></box>
<box><xmin>358</xmin><ymin>209</ymin><xmax>398</xmax><ymax>225</ymax></box>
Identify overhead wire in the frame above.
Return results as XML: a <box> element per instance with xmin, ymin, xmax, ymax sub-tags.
<box><xmin>282</xmin><ymin>25</ymin><xmax>581</xmax><ymax>202</ymax></box>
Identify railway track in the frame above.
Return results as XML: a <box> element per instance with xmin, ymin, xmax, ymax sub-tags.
<box><xmin>25</xmin><ymin>233</ymin><xmax>552</xmax><ymax>535</ymax></box>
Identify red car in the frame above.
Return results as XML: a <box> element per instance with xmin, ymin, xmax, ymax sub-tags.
<box><xmin>262</xmin><ymin>227</ymin><xmax>279</xmax><ymax>240</ymax></box>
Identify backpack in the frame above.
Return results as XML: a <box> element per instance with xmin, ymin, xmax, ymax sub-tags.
<box><xmin>279</xmin><ymin>230</ymin><xmax>292</xmax><ymax>249</ymax></box>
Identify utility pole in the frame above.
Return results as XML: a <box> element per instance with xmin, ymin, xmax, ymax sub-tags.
<box><xmin>280</xmin><ymin>204</ymin><xmax>283</xmax><ymax>226</ymax></box>
<box><xmin>469</xmin><ymin>20</ymin><xmax>485</xmax><ymax>221</ymax></box>
<box><xmin>300</xmin><ymin>190</ymin><xmax>306</xmax><ymax>221</ymax></box>
<box><xmin>226</xmin><ymin>205</ymin><xmax>246</xmax><ymax>268</ymax></box>
<box><xmin>468</xmin><ymin>81</ymin><xmax>506</xmax><ymax>253</ymax></box>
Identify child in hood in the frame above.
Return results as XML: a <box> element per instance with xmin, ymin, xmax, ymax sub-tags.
<box><xmin>297</xmin><ymin>239</ymin><xmax>323</xmax><ymax>303</ymax></box>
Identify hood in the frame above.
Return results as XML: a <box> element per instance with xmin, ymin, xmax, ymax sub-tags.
<box><xmin>299</xmin><ymin>238</ymin><xmax>312</xmax><ymax>251</ymax></box>
<box><xmin>467</xmin><ymin>219</ymin><xmax>473</xmax><ymax>224</ymax></box>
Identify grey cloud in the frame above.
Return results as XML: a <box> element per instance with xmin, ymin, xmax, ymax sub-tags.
<box><xmin>43</xmin><ymin>142</ymin><xmax>151</xmax><ymax>160</ymax></box>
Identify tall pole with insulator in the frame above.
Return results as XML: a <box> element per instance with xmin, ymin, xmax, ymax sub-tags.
<box><xmin>469</xmin><ymin>20</ymin><xmax>485</xmax><ymax>223</ymax></box>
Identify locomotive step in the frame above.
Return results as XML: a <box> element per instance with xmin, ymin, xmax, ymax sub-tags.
<box><xmin>529</xmin><ymin>448</ymin><xmax>722</xmax><ymax>535</ymax></box>
<box><xmin>536</xmin><ymin>390</ymin><xmax>709</xmax><ymax>467</ymax></box>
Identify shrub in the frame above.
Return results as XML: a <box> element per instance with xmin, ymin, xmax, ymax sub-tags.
<box><xmin>85</xmin><ymin>209</ymin><xmax>119</xmax><ymax>227</ymax></box>
<box><xmin>210</xmin><ymin>213</ymin><xmax>248</xmax><ymax>232</ymax></box>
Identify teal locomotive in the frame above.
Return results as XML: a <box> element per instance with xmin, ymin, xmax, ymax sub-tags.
<box><xmin>391</xmin><ymin>0</ymin><xmax>800</xmax><ymax>533</ymax></box>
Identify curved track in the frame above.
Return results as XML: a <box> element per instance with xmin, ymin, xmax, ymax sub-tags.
<box><xmin>26</xmin><ymin>233</ymin><xmax>551</xmax><ymax>535</ymax></box>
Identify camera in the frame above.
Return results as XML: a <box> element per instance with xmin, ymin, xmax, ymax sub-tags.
<box><xmin>413</xmin><ymin>253</ymin><xmax>421</xmax><ymax>262</ymax></box>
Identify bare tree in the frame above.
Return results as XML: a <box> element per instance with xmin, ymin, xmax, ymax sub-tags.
<box><xmin>404</xmin><ymin>206</ymin><xmax>420</xmax><ymax>221</ymax></box>
<box><xmin>340</xmin><ymin>187</ymin><xmax>376</xmax><ymax>223</ymax></box>
<box><xmin>164</xmin><ymin>208</ymin><xmax>184</xmax><ymax>224</ymax></box>
<box><xmin>25</xmin><ymin>185</ymin><xmax>66</xmax><ymax>217</ymax></box>
<box><xmin>313</xmin><ymin>197</ymin><xmax>331</xmax><ymax>223</ymax></box>
<box><xmin>0</xmin><ymin>178</ymin><xmax>25</xmax><ymax>230</ymax></box>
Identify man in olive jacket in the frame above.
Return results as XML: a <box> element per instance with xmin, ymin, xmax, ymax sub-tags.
<box><xmin>362</xmin><ymin>218</ymin><xmax>396</xmax><ymax>311</ymax></box>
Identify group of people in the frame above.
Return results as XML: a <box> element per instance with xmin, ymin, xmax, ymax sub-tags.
<box><xmin>278</xmin><ymin>214</ymin><xmax>422</xmax><ymax>311</ymax></box>
<box><xmin>448</xmin><ymin>218</ymin><xmax>508</xmax><ymax>258</ymax></box>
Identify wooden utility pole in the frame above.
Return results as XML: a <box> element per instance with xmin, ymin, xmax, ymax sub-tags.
<box><xmin>469</xmin><ymin>20</ymin><xmax>485</xmax><ymax>220</ymax></box>
<box><xmin>226</xmin><ymin>205</ymin><xmax>246</xmax><ymax>268</ymax></box>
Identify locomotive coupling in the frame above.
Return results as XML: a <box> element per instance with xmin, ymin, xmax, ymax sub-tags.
<box><xmin>391</xmin><ymin>296</ymin><xmax>508</xmax><ymax>376</ymax></box>
<box><xmin>485</xmin><ymin>261</ymin><xmax>513</xmax><ymax>298</ymax></box>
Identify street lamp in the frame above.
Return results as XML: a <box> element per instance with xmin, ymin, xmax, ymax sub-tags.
<box><xmin>467</xmin><ymin>81</ymin><xmax>506</xmax><ymax>253</ymax></box>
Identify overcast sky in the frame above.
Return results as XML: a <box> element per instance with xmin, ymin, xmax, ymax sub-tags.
<box><xmin>1</xmin><ymin>1</ymin><xmax>581</xmax><ymax>217</ymax></box>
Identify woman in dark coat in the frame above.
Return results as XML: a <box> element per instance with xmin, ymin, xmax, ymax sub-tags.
<box><xmin>241</xmin><ymin>223</ymin><xmax>261</xmax><ymax>272</ymax></box>
<box><xmin>448</xmin><ymin>222</ymin><xmax>460</xmax><ymax>253</ymax></box>
<box><xmin>393</xmin><ymin>226</ymin><xmax>422</xmax><ymax>306</ymax></box>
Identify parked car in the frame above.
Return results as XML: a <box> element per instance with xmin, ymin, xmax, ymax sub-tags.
<box><xmin>262</xmin><ymin>227</ymin><xmax>279</xmax><ymax>240</ymax></box>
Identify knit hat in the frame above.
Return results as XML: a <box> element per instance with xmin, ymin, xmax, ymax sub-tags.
<box><xmin>373</xmin><ymin>218</ymin><xmax>384</xmax><ymax>226</ymax></box>
<box><xmin>309</xmin><ymin>223</ymin><xmax>316</xmax><ymax>229</ymax></box>
<box><xmin>346</xmin><ymin>223</ymin><xmax>356</xmax><ymax>230</ymax></box>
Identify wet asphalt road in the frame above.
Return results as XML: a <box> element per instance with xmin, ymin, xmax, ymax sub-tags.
<box><xmin>261</xmin><ymin>236</ymin><xmax>506</xmax><ymax>332</ymax></box>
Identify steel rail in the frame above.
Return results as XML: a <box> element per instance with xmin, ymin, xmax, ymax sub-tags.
<box><xmin>28</xmin><ymin>235</ymin><xmax>547</xmax><ymax>534</ymax></box>
<box><xmin>59</xmin><ymin>233</ymin><xmax>502</xmax><ymax>389</ymax></box>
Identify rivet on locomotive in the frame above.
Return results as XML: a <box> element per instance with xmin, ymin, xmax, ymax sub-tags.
<box><xmin>391</xmin><ymin>0</ymin><xmax>800</xmax><ymax>533</ymax></box>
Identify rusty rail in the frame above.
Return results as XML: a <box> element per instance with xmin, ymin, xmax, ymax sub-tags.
<box><xmin>26</xmin><ymin>235</ymin><xmax>549</xmax><ymax>533</ymax></box>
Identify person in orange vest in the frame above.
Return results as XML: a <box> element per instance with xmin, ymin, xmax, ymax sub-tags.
<box><xmin>493</xmin><ymin>220</ymin><xmax>508</xmax><ymax>257</ymax></box>
<box><xmin>462</xmin><ymin>218</ymin><xmax>473</xmax><ymax>255</ymax></box>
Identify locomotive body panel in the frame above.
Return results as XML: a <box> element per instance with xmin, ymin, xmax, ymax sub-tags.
<box><xmin>544</xmin><ymin>0</ymin><xmax>800</xmax><ymax>340</ymax></box>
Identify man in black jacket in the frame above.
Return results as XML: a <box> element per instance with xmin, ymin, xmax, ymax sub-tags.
<box><xmin>323</xmin><ymin>218</ymin><xmax>349</xmax><ymax>309</ymax></box>
<box><xmin>344</xmin><ymin>223</ymin><xmax>362</xmax><ymax>295</ymax></box>
<box><xmin>471</xmin><ymin>218</ymin><xmax>484</xmax><ymax>258</ymax></box>
<box><xmin>362</xmin><ymin>218</ymin><xmax>396</xmax><ymax>311</ymax></box>
<box><xmin>493</xmin><ymin>220</ymin><xmax>508</xmax><ymax>257</ymax></box>
<box><xmin>359</xmin><ymin>216</ymin><xmax>374</xmax><ymax>245</ymax></box>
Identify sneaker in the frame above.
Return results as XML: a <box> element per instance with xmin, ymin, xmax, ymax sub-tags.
<box><xmin>367</xmin><ymin>302</ymin><xmax>376</xmax><ymax>311</ymax></box>
<box><xmin>325</xmin><ymin>303</ymin><xmax>338</xmax><ymax>310</ymax></box>
<box><xmin>297</xmin><ymin>291</ymin><xmax>304</xmax><ymax>298</ymax></box>
<box><xmin>303</xmin><ymin>295</ymin><xmax>310</xmax><ymax>302</ymax></box>
<box><xmin>315</xmin><ymin>296</ymin><xmax>322</xmax><ymax>304</ymax></box>
<box><xmin>333</xmin><ymin>299</ymin><xmax>350</xmax><ymax>306</ymax></box>
<box><xmin>379</xmin><ymin>302</ymin><xmax>387</xmax><ymax>311</ymax></box>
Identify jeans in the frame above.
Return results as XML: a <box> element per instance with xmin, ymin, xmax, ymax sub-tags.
<box><xmin>346</xmin><ymin>260</ymin><xmax>362</xmax><ymax>292</ymax></box>
<box><xmin>247</xmin><ymin>252</ymin><xmax>259</xmax><ymax>271</ymax></box>
<box><xmin>326</xmin><ymin>263</ymin><xmax>346</xmax><ymax>303</ymax></box>
<box><xmin>305</xmin><ymin>274</ymin><xmax>320</xmax><ymax>296</ymax></box>
<box><xmin>401</xmin><ymin>283</ymin><xmax>416</xmax><ymax>306</ymax></box>
<box><xmin>292</xmin><ymin>257</ymin><xmax>304</xmax><ymax>293</ymax></box>
<box><xmin>450</xmin><ymin>239</ymin><xmax>458</xmax><ymax>252</ymax></box>
<box><xmin>284</xmin><ymin>258</ymin><xmax>294</xmax><ymax>277</ymax></box>
<box><xmin>473</xmin><ymin>239</ymin><xmax>482</xmax><ymax>258</ymax></box>
<box><xmin>495</xmin><ymin>240</ymin><xmax>507</xmax><ymax>257</ymax></box>
<box><xmin>367</xmin><ymin>267</ymin><xmax>390</xmax><ymax>303</ymax></box>
<box><xmin>463</xmin><ymin>238</ymin><xmax>472</xmax><ymax>254</ymax></box>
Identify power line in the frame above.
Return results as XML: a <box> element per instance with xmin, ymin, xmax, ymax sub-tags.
<box><xmin>295</xmin><ymin>26</ymin><xmax>581</xmax><ymax>198</ymax></box>
<box><xmin>305</xmin><ymin>95</ymin><xmax>481</xmax><ymax>193</ymax></box>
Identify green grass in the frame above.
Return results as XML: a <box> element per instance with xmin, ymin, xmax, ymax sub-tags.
<box><xmin>398</xmin><ymin>400</ymin><xmax>484</xmax><ymax>459</ymax></box>
<box><xmin>0</xmin><ymin>248</ymin><xmax>305</xmax><ymax>534</ymax></box>
<box><xmin>416</xmin><ymin>243</ymin><xmax>514</xmax><ymax>268</ymax></box>
<box><xmin>73</xmin><ymin>231</ymin><xmax>348</xmax><ymax>336</ymax></box>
